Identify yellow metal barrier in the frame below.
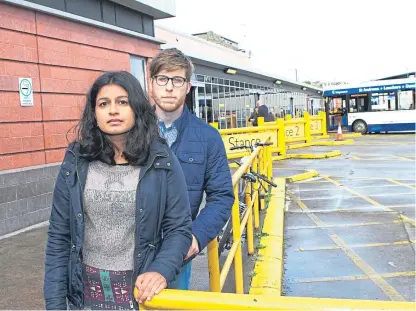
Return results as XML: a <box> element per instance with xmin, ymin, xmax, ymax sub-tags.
<box><xmin>207</xmin><ymin>134</ymin><xmax>273</xmax><ymax>293</ymax></box>
<box><xmin>137</xmin><ymin>289</ymin><xmax>415</xmax><ymax>310</ymax></box>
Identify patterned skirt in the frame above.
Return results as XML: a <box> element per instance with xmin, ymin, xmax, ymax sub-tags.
<box><xmin>70</xmin><ymin>264</ymin><xmax>134</xmax><ymax>310</ymax></box>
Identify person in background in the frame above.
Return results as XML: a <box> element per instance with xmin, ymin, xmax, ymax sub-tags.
<box><xmin>149</xmin><ymin>48</ymin><xmax>234</xmax><ymax>290</ymax></box>
<box><xmin>249</xmin><ymin>107</ymin><xmax>259</xmax><ymax>126</ymax></box>
<box><xmin>256</xmin><ymin>99</ymin><xmax>270</xmax><ymax>122</ymax></box>
<box><xmin>43</xmin><ymin>71</ymin><xmax>192</xmax><ymax>310</ymax></box>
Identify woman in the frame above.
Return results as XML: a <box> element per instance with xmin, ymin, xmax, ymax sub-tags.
<box><xmin>43</xmin><ymin>71</ymin><xmax>192</xmax><ymax>310</ymax></box>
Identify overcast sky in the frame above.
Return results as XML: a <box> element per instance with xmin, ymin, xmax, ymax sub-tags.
<box><xmin>155</xmin><ymin>0</ymin><xmax>415</xmax><ymax>84</ymax></box>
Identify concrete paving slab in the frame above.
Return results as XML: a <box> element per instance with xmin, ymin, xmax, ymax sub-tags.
<box><xmin>284</xmin><ymin>227</ymin><xmax>337</xmax><ymax>250</ymax></box>
<box><xmin>331</xmin><ymin>178</ymin><xmax>397</xmax><ymax>187</ymax></box>
<box><xmin>313</xmin><ymin>211</ymin><xmax>401</xmax><ymax>226</ymax></box>
<box><xmin>355</xmin><ymin>185</ymin><xmax>412</xmax><ymax>196</ymax></box>
<box><xmin>296</xmin><ymin>197</ymin><xmax>373</xmax><ymax>210</ymax></box>
<box><xmin>368</xmin><ymin>194</ymin><xmax>415</xmax><ymax>206</ymax></box>
<box><xmin>285</xmin><ymin>213</ymin><xmax>319</xmax><ymax>228</ymax></box>
<box><xmin>284</xmin><ymin>249</ymin><xmax>363</xmax><ymax>280</ymax></box>
<box><xmin>352</xmin><ymin>244</ymin><xmax>415</xmax><ymax>275</ymax></box>
<box><xmin>386</xmin><ymin>276</ymin><xmax>416</xmax><ymax>301</ymax></box>
<box><xmin>333</xmin><ymin>222</ymin><xmax>413</xmax><ymax>245</ymax></box>
<box><xmin>283</xmin><ymin>279</ymin><xmax>390</xmax><ymax>300</ymax></box>
<box><xmin>297</xmin><ymin>189</ymin><xmax>355</xmax><ymax>200</ymax></box>
<box><xmin>389</xmin><ymin>205</ymin><xmax>416</xmax><ymax>221</ymax></box>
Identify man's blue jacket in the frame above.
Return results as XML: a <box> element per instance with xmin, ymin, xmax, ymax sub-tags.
<box><xmin>170</xmin><ymin>106</ymin><xmax>234</xmax><ymax>251</ymax></box>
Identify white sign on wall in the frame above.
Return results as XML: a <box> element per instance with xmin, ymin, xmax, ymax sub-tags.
<box><xmin>19</xmin><ymin>78</ymin><xmax>34</xmax><ymax>106</ymax></box>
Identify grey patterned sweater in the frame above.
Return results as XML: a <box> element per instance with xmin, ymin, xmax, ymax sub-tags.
<box><xmin>83</xmin><ymin>161</ymin><xmax>140</xmax><ymax>271</ymax></box>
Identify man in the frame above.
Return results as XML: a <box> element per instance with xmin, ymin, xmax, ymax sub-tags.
<box><xmin>256</xmin><ymin>99</ymin><xmax>270</xmax><ymax>122</ymax></box>
<box><xmin>149</xmin><ymin>48</ymin><xmax>234</xmax><ymax>290</ymax></box>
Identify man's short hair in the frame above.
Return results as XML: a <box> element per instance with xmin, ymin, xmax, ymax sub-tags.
<box><xmin>150</xmin><ymin>48</ymin><xmax>194</xmax><ymax>82</ymax></box>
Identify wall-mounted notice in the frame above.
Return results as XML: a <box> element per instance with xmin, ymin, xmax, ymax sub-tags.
<box><xmin>19</xmin><ymin>78</ymin><xmax>34</xmax><ymax>106</ymax></box>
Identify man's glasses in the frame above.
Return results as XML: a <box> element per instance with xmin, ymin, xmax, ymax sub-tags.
<box><xmin>153</xmin><ymin>75</ymin><xmax>187</xmax><ymax>88</ymax></box>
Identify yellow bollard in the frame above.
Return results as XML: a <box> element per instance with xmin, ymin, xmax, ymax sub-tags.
<box><xmin>277</xmin><ymin>118</ymin><xmax>286</xmax><ymax>157</ymax></box>
<box><xmin>259</xmin><ymin>149</ymin><xmax>265</xmax><ymax>211</ymax></box>
<box><xmin>207</xmin><ymin>239</ymin><xmax>221</xmax><ymax>292</ymax></box>
<box><xmin>231</xmin><ymin>186</ymin><xmax>244</xmax><ymax>294</ymax></box>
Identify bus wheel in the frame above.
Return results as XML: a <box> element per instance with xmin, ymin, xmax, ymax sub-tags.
<box><xmin>353</xmin><ymin>120</ymin><xmax>367</xmax><ymax>134</ymax></box>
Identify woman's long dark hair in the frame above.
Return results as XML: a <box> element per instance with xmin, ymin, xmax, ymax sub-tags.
<box><xmin>75</xmin><ymin>71</ymin><xmax>161</xmax><ymax>166</ymax></box>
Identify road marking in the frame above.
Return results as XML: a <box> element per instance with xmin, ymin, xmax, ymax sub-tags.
<box><xmin>386</xmin><ymin>178</ymin><xmax>416</xmax><ymax>190</ymax></box>
<box><xmin>296</xmin><ymin>184</ymin><xmax>406</xmax><ymax>192</ymax></box>
<box><xmin>288</xmin><ymin>192</ymin><xmax>407</xmax><ymax>301</ymax></box>
<box><xmin>293</xmin><ymin>271</ymin><xmax>416</xmax><ymax>284</ymax></box>
<box><xmin>391</xmin><ymin>155</ymin><xmax>414</xmax><ymax>161</ymax></box>
<box><xmin>297</xmin><ymin>192</ymin><xmax>414</xmax><ymax>201</ymax></box>
<box><xmin>287</xmin><ymin>220</ymin><xmax>401</xmax><ymax>230</ymax></box>
<box><xmin>323</xmin><ymin>176</ymin><xmax>416</xmax><ymax>226</ymax></box>
<box><xmin>296</xmin><ymin>240</ymin><xmax>415</xmax><ymax>252</ymax></box>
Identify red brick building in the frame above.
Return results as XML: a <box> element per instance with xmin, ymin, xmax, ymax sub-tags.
<box><xmin>0</xmin><ymin>0</ymin><xmax>173</xmax><ymax>236</ymax></box>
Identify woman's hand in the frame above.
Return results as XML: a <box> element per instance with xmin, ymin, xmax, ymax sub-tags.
<box><xmin>134</xmin><ymin>272</ymin><xmax>167</xmax><ymax>304</ymax></box>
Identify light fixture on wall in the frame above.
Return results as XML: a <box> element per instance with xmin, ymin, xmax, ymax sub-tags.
<box><xmin>225</xmin><ymin>68</ymin><xmax>237</xmax><ymax>75</ymax></box>
<box><xmin>301</xmin><ymin>87</ymin><xmax>307</xmax><ymax>90</ymax></box>
<box><xmin>274</xmin><ymin>80</ymin><xmax>282</xmax><ymax>85</ymax></box>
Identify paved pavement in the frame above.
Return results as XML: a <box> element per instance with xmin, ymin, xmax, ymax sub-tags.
<box><xmin>275</xmin><ymin>134</ymin><xmax>416</xmax><ymax>301</ymax></box>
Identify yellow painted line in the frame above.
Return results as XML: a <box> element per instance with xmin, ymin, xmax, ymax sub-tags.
<box><xmin>330</xmin><ymin>234</ymin><xmax>407</xmax><ymax>301</ymax></box>
<box><xmin>287</xmin><ymin>220</ymin><xmax>401</xmax><ymax>230</ymax></box>
<box><xmin>351</xmin><ymin>155</ymin><xmax>360</xmax><ymax>160</ymax></box>
<box><xmin>249</xmin><ymin>178</ymin><xmax>285</xmax><ymax>296</ymax></box>
<box><xmin>285</xmin><ymin>170</ymin><xmax>319</xmax><ymax>183</ymax></box>
<box><xmin>391</xmin><ymin>155</ymin><xmax>414</xmax><ymax>161</ymax></box>
<box><xmin>289</xmin><ymin>192</ymin><xmax>407</xmax><ymax>302</ymax></box>
<box><xmin>387</xmin><ymin>178</ymin><xmax>416</xmax><ymax>190</ymax></box>
<box><xmin>296</xmin><ymin>240</ymin><xmax>416</xmax><ymax>252</ymax></box>
<box><xmin>286</xmin><ymin>150</ymin><xmax>341</xmax><ymax>159</ymax></box>
<box><xmin>294</xmin><ymin>271</ymin><xmax>416</xmax><ymax>284</ymax></box>
<box><xmin>296</xmin><ymin>184</ymin><xmax>406</xmax><ymax>192</ymax></box>
<box><xmin>324</xmin><ymin>176</ymin><xmax>416</xmax><ymax>227</ymax></box>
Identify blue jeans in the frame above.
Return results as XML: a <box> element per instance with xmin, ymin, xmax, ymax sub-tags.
<box><xmin>168</xmin><ymin>262</ymin><xmax>192</xmax><ymax>290</ymax></box>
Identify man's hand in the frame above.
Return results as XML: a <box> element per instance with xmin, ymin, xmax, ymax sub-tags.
<box><xmin>184</xmin><ymin>235</ymin><xmax>199</xmax><ymax>260</ymax></box>
<box><xmin>134</xmin><ymin>272</ymin><xmax>167</xmax><ymax>304</ymax></box>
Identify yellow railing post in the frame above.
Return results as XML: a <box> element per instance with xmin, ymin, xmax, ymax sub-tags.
<box><xmin>319</xmin><ymin>111</ymin><xmax>327</xmax><ymax>136</ymax></box>
<box><xmin>231</xmin><ymin>186</ymin><xmax>244</xmax><ymax>294</ymax></box>
<box><xmin>277</xmin><ymin>118</ymin><xmax>286</xmax><ymax>157</ymax></box>
<box><xmin>252</xmin><ymin>156</ymin><xmax>260</xmax><ymax>229</ymax></box>
<box><xmin>210</xmin><ymin>122</ymin><xmax>219</xmax><ymax>129</ymax></box>
<box><xmin>259</xmin><ymin>148</ymin><xmax>266</xmax><ymax>211</ymax></box>
<box><xmin>285</xmin><ymin>114</ymin><xmax>292</xmax><ymax>121</ymax></box>
<box><xmin>267</xmin><ymin>144</ymin><xmax>273</xmax><ymax>180</ymax></box>
<box><xmin>304</xmin><ymin>111</ymin><xmax>311</xmax><ymax>144</ymax></box>
<box><xmin>245</xmin><ymin>167</ymin><xmax>254</xmax><ymax>255</ymax></box>
<box><xmin>257</xmin><ymin>116</ymin><xmax>265</xmax><ymax>126</ymax></box>
<box><xmin>207</xmin><ymin>239</ymin><xmax>221</xmax><ymax>292</ymax></box>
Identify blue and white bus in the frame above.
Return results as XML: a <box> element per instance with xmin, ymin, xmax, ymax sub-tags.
<box><xmin>323</xmin><ymin>78</ymin><xmax>415</xmax><ymax>134</ymax></box>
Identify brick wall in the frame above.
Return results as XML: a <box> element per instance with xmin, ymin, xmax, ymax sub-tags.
<box><xmin>0</xmin><ymin>2</ymin><xmax>161</xmax><ymax>236</ymax></box>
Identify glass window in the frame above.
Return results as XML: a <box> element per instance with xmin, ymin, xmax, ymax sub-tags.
<box><xmin>398</xmin><ymin>90</ymin><xmax>415</xmax><ymax>110</ymax></box>
<box><xmin>218</xmin><ymin>78</ymin><xmax>224</xmax><ymax>85</ymax></box>
<box><xmin>225</xmin><ymin>79</ymin><xmax>230</xmax><ymax>86</ymax></box>
<box><xmin>204</xmin><ymin>76</ymin><xmax>212</xmax><ymax>83</ymax></box>
<box><xmin>230</xmin><ymin>80</ymin><xmax>235</xmax><ymax>86</ymax></box>
<box><xmin>130</xmin><ymin>56</ymin><xmax>147</xmax><ymax>91</ymax></box>
<box><xmin>197</xmin><ymin>75</ymin><xmax>205</xmax><ymax>82</ymax></box>
<box><xmin>213</xmin><ymin>77</ymin><xmax>218</xmax><ymax>84</ymax></box>
<box><xmin>198</xmin><ymin>86</ymin><xmax>206</xmax><ymax>121</ymax></box>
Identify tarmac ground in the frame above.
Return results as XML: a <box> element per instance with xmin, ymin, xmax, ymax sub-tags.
<box><xmin>275</xmin><ymin>133</ymin><xmax>416</xmax><ymax>301</ymax></box>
